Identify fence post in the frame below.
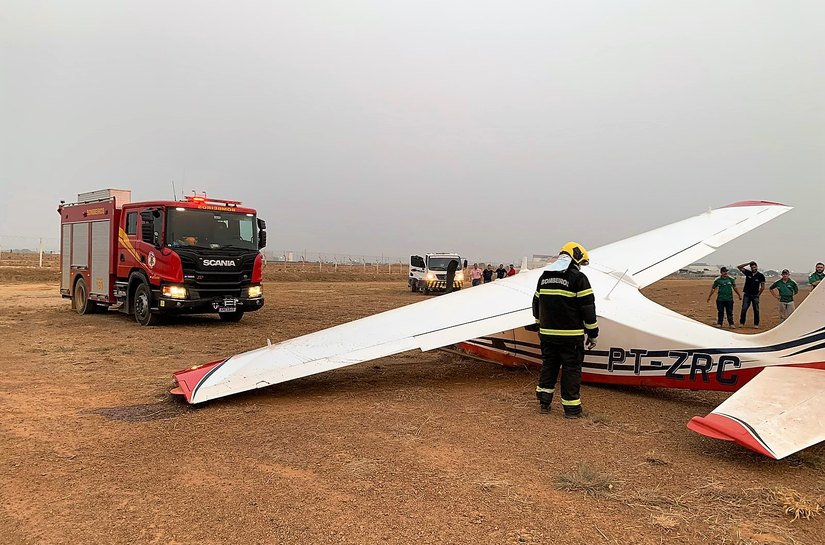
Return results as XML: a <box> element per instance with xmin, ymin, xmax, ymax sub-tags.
<box><xmin>38</xmin><ymin>238</ymin><xmax>43</xmax><ymax>268</ymax></box>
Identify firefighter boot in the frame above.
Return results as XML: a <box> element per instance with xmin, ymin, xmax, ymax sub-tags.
<box><xmin>535</xmin><ymin>388</ymin><xmax>554</xmax><ymax>414</ymax></box>
<box><xmin>562</xmin><ymin>397</ymin><xmax>587</xmax><ymax>419</ymax></box>
<box><xmin>564</xmin><ymin>409</ymin><xmax>589</xmax><ymax>419</ymax></box>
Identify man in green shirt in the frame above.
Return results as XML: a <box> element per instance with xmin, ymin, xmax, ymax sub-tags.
<box><xmin>707</xmin><ymin>267</ymin><xmax>742</xmax><ymax>328</ymax></box>
<box><xmin>809</xmin><ymin>262</ymin><xmax>824</xmax><ymax>290</ymax></box>
<box><xmin>769</xmin><ymin>269</ymin><xmax>799</xmax><ymax>322</ymax></box>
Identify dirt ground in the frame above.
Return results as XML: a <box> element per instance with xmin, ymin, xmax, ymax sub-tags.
<box><xmin>1</xmin><ymin>270</ymin><xmax>822</xmax><ymax>545</ymax></box>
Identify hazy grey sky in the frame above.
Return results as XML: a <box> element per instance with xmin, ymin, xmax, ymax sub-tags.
<box><xmin>2</xmin><ymin>1</ymin><xmax>823</xmax><ymax>271</ymax></box>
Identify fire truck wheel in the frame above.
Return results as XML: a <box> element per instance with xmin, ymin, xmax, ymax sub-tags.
<box><xmin>133</xmin><ymin>283</ymin><xmax>160</xmax><ymax>326</ymax></box>
<box><xmin>411</xmin><ymin>280</ymin><xmax>419</xmax><ymax>293</ymax></box>
<box><xmin>73</xmin><ymin>278</ymin><xmax>98</xmax><ymax>315</ymax></box>
<box><xmin>219</xmin><ymin>311</ymin><xmax>245</xmax><ymax>322</ymax></box>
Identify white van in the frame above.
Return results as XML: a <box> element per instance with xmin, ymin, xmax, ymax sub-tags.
<box><xmin>409</xmin><ymin>253</ymin><xmax>465</xmax><ymax>294</ymax></box>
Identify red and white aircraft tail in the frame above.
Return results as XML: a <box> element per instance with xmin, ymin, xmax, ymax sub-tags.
<box><xmin>688</xmin><ymin>284</ymin><xmax>825</xmax><ymax>459</ymax></box>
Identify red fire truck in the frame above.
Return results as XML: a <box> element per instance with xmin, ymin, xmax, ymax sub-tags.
<box><xmin>58</xmin><ymin>189</ymin><xmax>266</xmax><ymax>325</ymax></box>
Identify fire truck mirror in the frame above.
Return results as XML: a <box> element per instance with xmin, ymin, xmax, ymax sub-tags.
<box><xmin>258</xmin><ymin>229</ymin><xmax>267</xmax><ymax>250</ymax></box>
<box><xmin>257</xmin><ymin>218</ymin><xmax>267</xmax><ymax>230</ymax></box>
<box><xmin>140</xmin><ymin>210</ymin><xmax>162</xmax><ymax>247</ymax></box>
<box><xmin>141</xmin><ymin>221</ymin><xmax>153</xmax><ymax>244</ymax></box>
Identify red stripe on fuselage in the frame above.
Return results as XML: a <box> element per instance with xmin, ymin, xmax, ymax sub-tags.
<box><xmin>454</xmin><ymin>341</ymin><xmax>825</xmax><ymax>393</ymax></box>
<box><xmin>721</xmin><ymin>200</ymin><xmax>786</xmax><ymax>208</ymax></box>
<box><xmin>454</xmin><ymin>342</ymin><xmax>530</xmax><ymax>368</ymax></box>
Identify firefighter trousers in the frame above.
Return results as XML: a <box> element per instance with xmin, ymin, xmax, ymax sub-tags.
<box><xmin>538</xmin><ymin>337</ymin><xmax>584</xmax><ymax>415</ymax></box>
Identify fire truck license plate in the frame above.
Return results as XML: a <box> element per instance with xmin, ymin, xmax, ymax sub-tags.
<box><xmin>218</xmin><ymin>298</ymin><xmax>238</xmax><ymax>313</ymax></box>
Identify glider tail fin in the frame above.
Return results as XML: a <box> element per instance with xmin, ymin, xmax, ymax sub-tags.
<box><xmin>760</xmin><ymin>281</ymin><xmax>825</xmax><ymax>342</ymax></box>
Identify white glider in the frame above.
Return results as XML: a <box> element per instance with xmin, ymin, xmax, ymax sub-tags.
<box><xmin>172</xmin><ymin>201</ymin><xmax>825</xmax><ymax>459</ymax></box>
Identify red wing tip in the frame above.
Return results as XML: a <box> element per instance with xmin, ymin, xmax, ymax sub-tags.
<box><xmin>721</xmin><ymin>200</ymin><xmax>787</xmax><ymax>208</ymax></box>
<box><xmin>688</xmin><ymin>414</ymin><xmax>776</xmax><ymax>459</ymax></box>
<box><xmin>171</xmin><ymin>358</ymin><xmax>227</xmax><ymax>404</ymax></box>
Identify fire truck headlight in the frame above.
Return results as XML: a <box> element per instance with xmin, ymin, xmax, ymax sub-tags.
<box><xmin>247</xmin><ymin>285</ymin><xmax>263</xmax><ymax>298</ymax></box>
<box><xmin>455</xmin><ymin>271</ymin><xmax>464</xmax><ymax>282</ymax></box>
<box><xmin>162</xmin><ymin>285</ymin><xmax>188</xmax><ymax>299</ymax></box>
<box><xmin>425</xmin><ymin>272</ymin><xmax>436</xmax><ymax>281</ymax></box>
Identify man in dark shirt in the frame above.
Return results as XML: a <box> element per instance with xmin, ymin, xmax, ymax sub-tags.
<box><xmin>482</xmin><ymin>264</ymin><xmax>494</xmax><ymax>283</ymax></box>
<box><xmin>737</xmin><ymin>261</ymin><xmax>766</xmax><ymax>328</ymax></box>
<box><xmin>496</xmin><ymin>264</ymin><xmax>507</xmax><ymax>279</ymax></box>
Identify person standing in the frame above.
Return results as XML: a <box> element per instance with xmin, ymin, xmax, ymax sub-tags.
<box><xmin>496</xmin><ymin>263</ymin><xmax>507</xmax><ymax>280</ymax></box>
<box><xmin>707</xmin><ymin>267</ymin><xmax>742</xmax><ymax>328</ymax></box>
<box><xmin>770</xmin><ymin>269</ymin><xmax>799</xmax><ymax>322</ymax></box>
<box><xmin>482</xmin><ymin>264</ymin><xmax>494</xmax><ymax>284</ymax></box>
<box><xmin>809</xmin><ymin>262</ymin><xmax>824</xmax><ymax>290</ymax></box>
<box><xmin>737</xmin><ymin>261</ymin><xmax>766</xmax><ymax>328</ymax></box>
<box><xmin>470</xmin><ymin>263</ymin><xmax>483</xmax><ymax>287</ymax></box>
<box><xmin>529</xmin><ymin>242</ymin><xmax>598</xmax><ymax>418</ymax></box>
<box><xmin>507</xmin><ymin>264</ymin><xmax>517</xmax><ymax>277</ymax></box>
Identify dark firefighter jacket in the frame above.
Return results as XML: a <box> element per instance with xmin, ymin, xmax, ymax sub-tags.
<box><xmin>532</xmin><ymin>258</ymin><xmax>599</xmax><ymax>341</ymax></box>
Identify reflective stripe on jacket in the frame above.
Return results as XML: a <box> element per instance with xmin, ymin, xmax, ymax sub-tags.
<box><xmin>532</xmin><ymin>258</ymin><xmax>598</xmax><ymax>341</ymax></box>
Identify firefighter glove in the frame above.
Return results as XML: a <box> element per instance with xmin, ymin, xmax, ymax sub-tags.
<box><xmin>524</xmin><ymin>323</ymin><xmax>539</xmax><ymax>332</ymax></box>
<box><xmin>585</xmin><ymin>336</ymin><xmax>597</xmax><ymax>350</ymax></box>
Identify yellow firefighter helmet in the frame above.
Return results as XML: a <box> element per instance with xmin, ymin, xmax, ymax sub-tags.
<box><xmin>560</xmin><ymin>241</ymin><xmax>589</xmax><ymax>266</ymax></box>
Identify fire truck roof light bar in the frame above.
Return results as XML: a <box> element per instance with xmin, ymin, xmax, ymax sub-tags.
<box><xmin>182</xmin><ymin>195</ymin><xmax>243</xmax><ymax>207</ymax></box>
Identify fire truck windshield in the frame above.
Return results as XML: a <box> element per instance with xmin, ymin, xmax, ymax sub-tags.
<box><xmin>166</xmin><ymin>208</ymin><xmax>257</xmax><ymax>251</ymax></box>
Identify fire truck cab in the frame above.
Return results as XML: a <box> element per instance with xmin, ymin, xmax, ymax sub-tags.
<box><xmin>59</xmin><ymin>189</ymin><xmax>267</xmax><ymax>325</ymax></box>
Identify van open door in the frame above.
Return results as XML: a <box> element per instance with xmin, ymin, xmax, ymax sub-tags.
<box><xmin>409</xmin><ymin>255</ymin><xmax>425</xmax><ymax>292</ymax></box>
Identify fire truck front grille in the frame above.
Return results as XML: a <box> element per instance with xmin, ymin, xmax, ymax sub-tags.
<box><xmin>178</xmin><ymin>253</ymin><xmax>257</xmax><ymax>298</ymax></box>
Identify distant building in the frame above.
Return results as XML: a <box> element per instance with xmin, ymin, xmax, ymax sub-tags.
<box><xmin>679</xmin><ymin>262</ymin><xmax>715</xmax><ymax>276</ymax></box>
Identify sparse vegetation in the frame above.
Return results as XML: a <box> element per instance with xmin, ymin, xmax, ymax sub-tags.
<box><xmin>554</xmin><ymin>462</ymin><xmax>614</xmax><ymax>497</ymax></box>
<box><xmin>621</xmin><ymin>488</ymin><xmax>687</xmax><ymax>511</ymax></box>
<box><xmin>650</xmin><ymin>513</ymin><xmax>679</xmax><ymax>531</ymax></box>
<box><xmin>770</xmin><ymin>488</ymin><xmax>822</xmax><ymax>521</ymax></box>
<box><xmin>589</xmin><ymin>413</ymin><xmax>611</xmax><ymax>425</ymax></box>
<box><xmin>644</xmin><ymin>451</ymin><xmax>668</xmax><ymax>465</ymax></box>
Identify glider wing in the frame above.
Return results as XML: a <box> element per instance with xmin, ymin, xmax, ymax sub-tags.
<box><xmin>589</xmin><ymin>201</ymin><xmax>790</xmax><ymax>288</ymax></box>
<box><xmin>172</xmin><ymin>201</ymin><xmax>792</xmax><ymax>404</ymax></box>
<box><xmin>173</xmin><ymin>272</ymin><xmax>539</xmax><ymax>403</ymax></box>
<box><xmin>688</xmin><ymin>366</ymin><xmax>825</xmax><ymax>459</ymax></box>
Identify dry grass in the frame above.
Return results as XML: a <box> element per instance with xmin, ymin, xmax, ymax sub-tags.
<box><xmin>770</xmin><ymin>488</ymin><xmax>822</xmax><ymax>521</ymax></box>
<box><xmin>554</xmin><ymin>462</ymin><xmax>615</xmax><ymax>497</ymax></box>
<box><xmin>650</xmin><ymin>513</ymin><xmax>679</xmax><ymax>532</ymax></box>
<box><xmin>733</xmin><ymin>522</ymin><xmax>797</xmax><ymax>545</ymax></box>
<box><xmin>589</xmin><ymin>413</ymin><xmax>612</xmax><ymax>425</ymax></box>
<box><xmin>477</xmin><ymin>479</ymin><xmax>511</xmax><ymax>493</ymax></box>
<box><xmin>644</xmin><ymin>450</ymin><xmax>669</xmax><ymax>466</ymax></box>
<box><xmin>621</xmin><ymin>487</ymin><xmax>688</xmax><ymax>511</ymax></box>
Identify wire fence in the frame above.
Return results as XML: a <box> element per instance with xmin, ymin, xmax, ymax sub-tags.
<box><xmin>0</xmin><ymin>236</ymin><xmax>413</xmax><ymax>272</ymax></box>
<box><xmin>0</xmin><ymin>236</ymin><xmax>59</xmax><ymax>268</ymax></box>
<box><xmin>0</xmin><ymin>236</ymin><xmax>517</xmax><ymax>274</ymax></box>
<box><xmin>0</xmin><ymin>235</ymin><xmax>59</xmax><ymax>252</ymax></box>
<box><xmin>263</xmin><ymin>249</ymin><xmax>405</xmax><ymax>265</ymax></box>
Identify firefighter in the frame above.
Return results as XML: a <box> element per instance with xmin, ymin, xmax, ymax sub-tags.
<box><xmin>528</xmin><ymin>242</ymin><xmax>599</xmax><ymax>418</ymax></box>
